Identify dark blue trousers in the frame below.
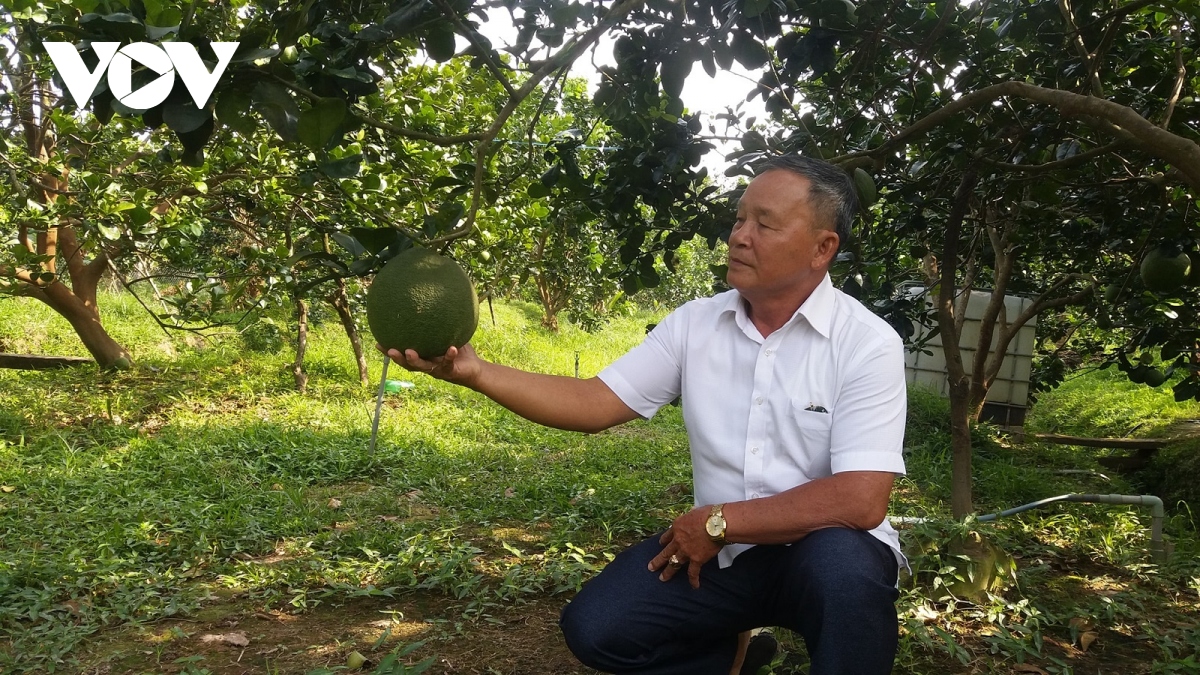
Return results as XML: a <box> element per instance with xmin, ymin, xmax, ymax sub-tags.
<box><xmin>560</xmin><ymin>527</ymin><xmax>899</xmax><ymax>675</ymax></box>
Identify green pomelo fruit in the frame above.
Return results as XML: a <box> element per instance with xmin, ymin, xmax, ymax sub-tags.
<box><xmin>1140</xmin><ymin>247</ymin><xmax>1191</xmax><ymax>293</ymax></box>
<box><xmin>852</xmin><ymin>167</ymin><xmax>877</xmax><ymax>208</ymax></box>
<box><xmin>366</xmin><ymin>248</ymin><xmax>479</xmax><ymax>359</ymax></box>
<box><xmin>1103</xmin><ymin>283</ymin><xmax>1121</xmax><ymax>303</ymax></box>
<box><xmin>1143</xmin><ymin>368</ymin><xmax>1169</xmax><ymax>387</ymax></box>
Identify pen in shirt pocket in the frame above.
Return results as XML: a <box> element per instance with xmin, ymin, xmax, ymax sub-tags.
<box><xmin>804</xmin><ymin>403</ymin><xmax>829</xmax><ymax>414</ymax></box>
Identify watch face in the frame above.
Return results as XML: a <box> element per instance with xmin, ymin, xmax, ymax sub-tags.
<box><xmin>706</xmin><ymin>516</ymin><xmax>721</xmax><ymax>537</ymax></box>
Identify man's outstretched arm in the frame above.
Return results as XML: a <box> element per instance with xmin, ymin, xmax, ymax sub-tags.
<box><xmin>382</xmin><ymin>344</ymin><xmax>640</xmax><ymax>434</ymax></box>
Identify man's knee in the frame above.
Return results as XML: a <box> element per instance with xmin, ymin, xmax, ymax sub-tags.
<box><xmin>792</xmin><ymin>527</ymin><xmax>899</xmax><ymax>608</ymax></box>
<box><xmin>560</xmin><ymin>592</ymin><xmax>633</xmax><ymax>671</ymax></box>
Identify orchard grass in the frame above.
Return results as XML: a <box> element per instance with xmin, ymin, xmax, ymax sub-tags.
<box><xmin>0</xmin><ymin>292</ymin><xmax>1197</xmax><ymax>674</ymax></box>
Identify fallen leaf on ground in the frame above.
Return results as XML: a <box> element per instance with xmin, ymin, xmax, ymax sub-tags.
<box><xmin>378</xmin><ymin>515</ymin><xmax>401</xmax><ymax>522</ymax></box>
<box><xmin>504</xmin><ymin>487</ymin><xmax>515</xmax><ymax>498</ymax></box>
<box><xmin>200</xmin><ymin>632</ymin><xmax>250</xmax><ymax>647</ymax></box>
<box><xmin>1069</xmin><ymin>616</ymin><xmax>1094</xmax><ymax>631</ymax></box>
<box><xmin>328</xmin><ymin>497</ymin><xmax>342</xmax><ymax>509</ymax></box>
<box><xmin>0</xmin><ymin>486</ymin><xmax>15</xmax><ymax>493</ymax></box>
<box><xmin>1079</xmin><ymin>630</ymin><xmax>1099</xmax><ymax>652</ymax></box>
<box><xmin>1012</xmin><ymin>665</ymin><xmax>1048</xmax><ymax>674</ymax></box>
<box><xmin>914</xmin><ymin>604</ymin><xmax>940</xmax><ymax>623</ymax></box>
<box><xmin>403</xmin><ymin>490</ymin><xmax>422</xmax><ymax>501</ymax></box>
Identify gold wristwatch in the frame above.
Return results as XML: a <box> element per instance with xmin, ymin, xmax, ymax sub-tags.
<box><xmin>705</xmin><ymin>503</ymin><xmax>728</xmax><ymax>546</ymax></box>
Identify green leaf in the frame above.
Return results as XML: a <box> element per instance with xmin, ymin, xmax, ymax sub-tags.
<box><xmin>741</xmin><ymin>130</ymin><xmax>768</xmax><ymax>152</ymax></box>
<box><xmin>232</xmin><ymin>47</ymin><xmax>281</xmax><ymax>63</ymax></box>
<box><xmin>80</xmin><ymin>12</ymin><xmax>146</xmax><ymax>40</ymax></box>
<box><xmin>742</xmin><ymin>0</ymin><xmax>771</xmax><ymax>17</ymax></box>
<box><xmin>350</xmin><ymin>227</ymin><xmax>404</xmax><ymax>255</ymax></box>
<box><xmin>331</xmin><ymin>232</ymin><xmax>366</xmax><ymax>257</ymax></box>
<box><xmin>430</xmin><ymin>175</ymin><xmax>465</xmax><ymax>190</ymax></box>
<box><xmin>146</xmin><ymin>5</ymin><xmax>180</xmax><ymax>27</ymax></box>
<box><xmin>326</xmin><ymin>67</ymin><xmax>374</xmax><ymax>84</ymax></box>
<box><xmin>252</xmin><ymin>81</ymin><xmax>299</xmax><ymax>142</ymax></box>
<box><xmin>320</xmin><ymin>154</ymin><xmax>361</xmax><ymax>178</ymax></box>
<box><xmin>731</xmin><ymin>32</ymin><xmax>769</xmax><ymax>69</ymax></box>
<box><xmin>298</xmin><ymin>98</ymin><xmax>346</xmax><ymax>150</ymax></box>
<box><xmin>97</xmin><ymin>222</ymin><xmax>121</xmax><ymax>240</ymax></box>
<box><xmin>216</xmin><ymin>89</ymin><xmax>256</xmax><ymax>135</ymax></box>
<box><xmin>126</xmin><ymin>206</ymin><xmax>154</xmax><ymax>228</ymax></box>
<box><xmin>382</xmin><ymin>0</ymin><xmax>430</xmax><ymax>36</ymax></box>
<box><xmin>162</xmin><ymin>102</ymin><xmax>211</xmax><ymax>134</ymax></box>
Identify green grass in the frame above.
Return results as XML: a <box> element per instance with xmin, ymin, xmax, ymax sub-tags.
<box><xmin>1028</xmin><ymin>366</ymin><xmax>1200</xmax><ymax>438</ymax></box>
<box><xmin>1</xmin><ymin>291</ymin><xmax>1198</xmax><ymax>674</ymax></box>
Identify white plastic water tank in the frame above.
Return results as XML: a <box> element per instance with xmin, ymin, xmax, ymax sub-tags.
<box><xmin>904</xmin><ymin>289</ymin><xmax>1038</xmax><ymax>411</ymax></box>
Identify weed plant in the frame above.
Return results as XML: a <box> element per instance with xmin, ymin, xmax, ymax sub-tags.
<box><xmin>1</xmin><ymin>293</ymin><xmax>1198</xmax><ymax>674</ymax></box>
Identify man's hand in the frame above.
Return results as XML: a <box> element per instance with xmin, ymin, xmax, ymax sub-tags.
<box><xmin>377</xmin><ymin>343</ymin><xmax>483</xmax><ymax>388</ymax></box>
<box><xmin>648</xmin><ymin>505</ymin><xmax>723</xmax><ymax>589</ymax></box>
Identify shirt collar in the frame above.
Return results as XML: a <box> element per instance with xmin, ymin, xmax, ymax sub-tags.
<box><xmin>798</xmin><ymin>273</ymin><xmax>835</xmax><ymax>339</ymax></box>
<box><xmin>720</xmin><ymin>273</ymin><xmax>836</xmax><ymax>340</ymax></box>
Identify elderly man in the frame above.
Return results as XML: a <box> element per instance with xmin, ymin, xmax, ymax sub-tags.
<box><xmin>383</xmin><ymin>154</ymin><xmax>907</xmax><ymax>675</ymax></box>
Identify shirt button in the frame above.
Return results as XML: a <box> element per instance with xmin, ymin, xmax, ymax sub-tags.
<box><xmin>751</xmin><ymin>447</ymin><xmax>759</xmax><ymax>454</ymax></box>
<box><xmin>765</xmin><ymin>349</ymin><xmax>773</xmax><ymax>356</ymax></box>
<box><xmin>751</xmin><ymin>493</ymin><xmax>760</xmax><ymax>498</ymax></box>
<box><xmin>755</xmin><ymin>397</ymin><xmax>763</xmax><ymax>405</ymax></box>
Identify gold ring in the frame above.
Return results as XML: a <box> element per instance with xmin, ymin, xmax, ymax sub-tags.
<box><xmin>668</xmin><ymin>554</ymin><xmax>683</xmax><ymax>566</ymax></box>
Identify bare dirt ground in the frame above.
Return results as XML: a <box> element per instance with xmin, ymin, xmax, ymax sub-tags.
<box><xmin>75</xmin><ymin>593</ymin><xmax>592</xmax><ymax>675</ymax></box>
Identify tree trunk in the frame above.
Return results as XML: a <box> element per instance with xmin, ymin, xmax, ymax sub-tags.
<box><xmin>949</xmin><ymin>381</ymin><xmax>975</xmax><ymax>519</ymax></box>
<box><xmin>293</xmin><ymin>296</ymin><xmax>309</xmax><ymax>392</ymax></box>
<box><xmin>327</xmin><ymin>279</ymin><xmax>368</xmax><ymax>386</ymax></box>
<box><xmin>535</xmin><ymin>274</ymin><xmax>563</xmax><ymax>331</ymax></box>
<box><xmin>935</xmin><ymin>171</ymin><xmax>979</xmax><ymax>520</ymax></box>
<box><xmin>5</xmin><ymin>28</ymin><xmax>132</xmax><ymax>370</ymax></box>
<box><xmin>41</xmin><ymin>280</ymin><xmax>132</xmax><ymax>370</ymax></box>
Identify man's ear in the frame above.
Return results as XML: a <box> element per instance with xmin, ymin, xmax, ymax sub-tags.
<box><xmin>814</xmin><ymin>229</ymin><xmax>840</xmax><ymax>269</ymax></box>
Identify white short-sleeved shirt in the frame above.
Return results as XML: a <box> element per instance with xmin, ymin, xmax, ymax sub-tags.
<box><xmin>599</xmin><ymin>274</ymin><xmax>907</xmax><ymax>568</ymax></box>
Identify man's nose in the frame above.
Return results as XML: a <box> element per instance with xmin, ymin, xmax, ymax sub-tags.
<box><xmin>729</xmin><ymin>223</ymin><xmax>750</xmax><ymax>247</ymax></box>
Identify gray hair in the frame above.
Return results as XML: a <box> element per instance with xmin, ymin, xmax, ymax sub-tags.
<box><xmin>757</xmin><ymin>154</ymin><xmax>858</xmax><ymax>252</ymax></box>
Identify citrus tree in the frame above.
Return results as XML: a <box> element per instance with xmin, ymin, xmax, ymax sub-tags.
<box><xmin>566</xmin><ymin>0</ymin><xmax>1200</xmax><ymax>515</ymax></box>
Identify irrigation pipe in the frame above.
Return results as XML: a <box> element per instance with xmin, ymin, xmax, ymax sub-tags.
<box><xmin>890</xmin><ymin>493</ymin><xmax>1167</xmax><ymax>562</ymax></box>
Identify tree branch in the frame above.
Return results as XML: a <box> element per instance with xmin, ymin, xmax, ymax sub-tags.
<box><xmin>432</xmin><ymin>0</ymin><xmax>516</xmax><ymax>98</ymax></box>
<box><xmin>976</xmin><ymin>141</ymin><xmax>1123</xmax><ymax>173</ymax></box>
<box><xmin>830</xmin><ymin>81</ymin><xmax>1200</xmax><ymax>190</ymax></box>
<box><xmin>938</xmin><ymin>170</ymin><xmax>979</xmax><ymax>388</ymax></box>
<box><xmin>427</xmin><ymin>0</ymin><xmax>645</xmax><ymax>245</ymax></box>
<box><xmin>1161</xmin><ymin>22</ymin><xmax>1185</xmax><ymax>130</ymax></box>
<box><xmin>208</xmin><ymin>216</ymin><xmax>270</xmax><ymax>246</ymax></box>
<box><xmin>1059</xmin><ymin>0</ymin><xmax>1103</xmax><ymax>96</ymax></box>
<box><xmin>351</xmin><ymin>112</ymin><xmax>488</xmax><ymax>146</ymax></box>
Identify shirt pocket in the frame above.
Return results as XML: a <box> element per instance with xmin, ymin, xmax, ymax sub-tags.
<box><xmin>790</xmin><ymin>398</ymin><xmax>834</xmax><ymax>445</ymax></box>
<box><xmin>781</xmin><ymin>399</ymin><xmax>834</xmax><ymax>478</ymax></box>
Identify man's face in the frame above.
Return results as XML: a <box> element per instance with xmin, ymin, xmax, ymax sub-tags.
<box><xmin>726</xmin><ymin>170</ymin><xmax>840</xmax><ymax>302</ymax></box>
